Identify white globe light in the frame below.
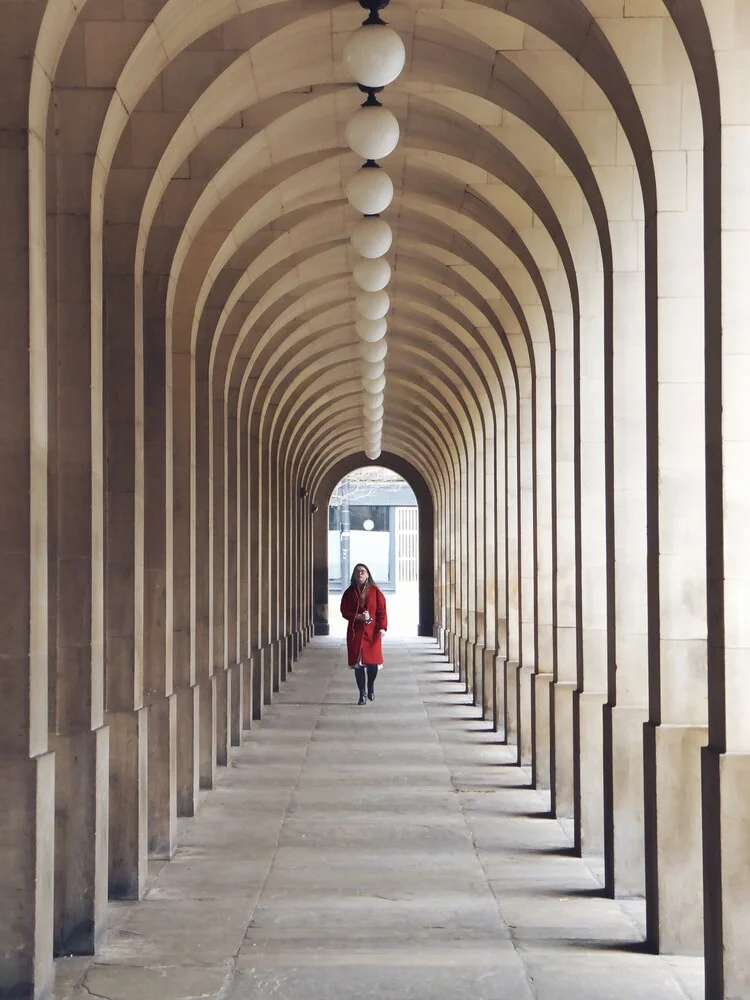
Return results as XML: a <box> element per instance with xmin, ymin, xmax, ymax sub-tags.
<box><xmin>360</xmin><ymin>338</ymin><xmax>388</xmax><ymax>363</ymax></box>
<box><xmin>347</xmin><ymin>167</ymin><xmax>394</xmax><ymax>215</ymax></box>
<box><xmin>355</xmin><ymin>316</ymin><xmax>387</xmax><ymax>343</ymax></box>
<box><xmin>346</xmin><ymin>105</ymin><xmax>400</xmax><ymax>161</ymax></box>
<box><xmin>361</xmin><ymin>359</ymin><xmax>385</xmax><ymax>380</ymax></box>
<box><xmin>356</xmin><ymin>289</ymin><xmax>389</xmax><ymax>320</ymax></box>
<box><xmin>364</xmin><ymin>429</ymin><xmax>381</xmax><ymax>444</ymax></box>
<box><xmin>367</xmin><ymin>410</ymin><xmax>385</xmax><ymax>425</ymax></box>
<box><xmin>363</xmin><ymin>392</ymin><xmax>384</xmax><ymax>412</ymax></box>
<box><xmin>365</xmin><ymin>445</ymin><xmax>381</xmax><ymax>460</ymax></box>
<box><xmin>366</xmin><ymin>417</ymin><xmax>384</xmax><ymax>431</ymax></box>
<box><xmin>351</xmin><ymin>217</ymin><xmax>392</xmax><ymax>259</ymax></box>
<box><xmin>354</xmin><ymin>257</ymin><xmax>391</xmax><ymax>292</ymax></box>
<box><xmin>343</xmin><ymin>24</ymin><xmax>406</xmax><ymax>89</ymax></box>
<box><xmin>363</xmin><ymin>374</ymin><xmax>387</xmax><ymax>394</ymax></box>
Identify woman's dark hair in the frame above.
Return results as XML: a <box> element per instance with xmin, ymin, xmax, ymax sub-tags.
<box><xmin>351</xmin><ymin>563</ymin><xmax>375</xmax><ymax>590</ymax></box>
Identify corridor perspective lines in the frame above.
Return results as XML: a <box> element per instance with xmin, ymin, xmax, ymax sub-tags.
<box><xmin>54</xmin><ymin>639</ymin><xmax>703</xmax><ymax>1000</ymax></box>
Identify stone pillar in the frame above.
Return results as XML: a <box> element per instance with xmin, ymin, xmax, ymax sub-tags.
<box><xmin>104</xmin><ymin>261</ymin><xmax>148</xmax><ymax>900</ymax></box>
<box><xmin>47</xmin><ymin>101</ymin><xmax>110</xmax><ymax>953</ymax></box>
<box><xmin>173</xmin><ymin>349</ymin><xmax>199</xmax><ymax>815</ymax></box>
<box><xmin>212</xmin><ymin>390</ymin><xmax>227</xmax><ymax>771</ymax></box>
<box><xmin>700</xmin><ymin>53</ymin><xmax>750</xmax><ymax>995</ymax></box>
<box><xmin>643</xmin><ymin>149</ymin><xmax>708</xmax><ymax>955</ymax></box>
<box><xmin>143</xmin><ymin>276</ymin><xmax>176</xmax><ymax>860</ymax></box>
<box><xmin>0</xmin><ymin>109</ymin><xmax>54</xmax><ymax>983</ymax></box>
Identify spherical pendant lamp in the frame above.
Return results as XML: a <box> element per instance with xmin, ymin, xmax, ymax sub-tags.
<box><xmin>346</xmin><ymin>105</ymin><xmax>400</xmax><ymax>161</ymax></box>
<box><xmin>366</xmin><ymin>405</ymin><xmax>385</xmax><ymax>422</ymax></box>
<box><xmin>365</xmin><ymin>445</ymin><xmax>381</xmax><ymax>460</ymax></box>
<box><xmin>351</xmin><ymin>217</ymin><xmax>392</xmax><ymax>259</ymax></box>
<box><xmin>347</xmin><ymin>166</ymin><xmax>393</xmax><ymax>215</ymax></box>
<box><xmin>363</xmin><ymin>373</ymin><xmax>387</xmax><ymax>394</ymax></box>
<box><xmin>360</xmin><ymin>338</ymin><xmax>388</xmax><ymax>363</ymax></box>
<box><xmin>366</xmin><ymin>416</ymin><xmax>384</xmax><ymax>431</ymax></box>
<box><xmin>353</xmin><ymin>257</ymin><xmax>391</xmax><ymax>293</ymax></box>
<box><xmin>355</xmin><ymin>316</ymin><xmax>387</xmax><ymax>343</ymax></box>
<box><xmin>356</xmin><ymin>289</ymin><xmax>389</xmax><ymax>320</ymax></box>
<box><xmin>361</xmin><ymin>359</ymin><xmax>385</xmax><ymax>380</ymax></box>
<box><xmin>363</xmin><ymin>392</ymin><xmax>384</xmax><ymax>412</ymax></box>
<box><xmin>343</xmin><ymin>23</ymin><xmax>406</xmax><ymax>89</ymax></box>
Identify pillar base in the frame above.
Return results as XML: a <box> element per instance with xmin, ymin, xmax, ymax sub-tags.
<box><xmin>229</xmin><ymin>663</ymin><xmax>242</xmax><ymax>747</ymax></box>
<box><xmin>147</xmin><ymin>695</ymin><xmax>176</xmax><ymax>860</ymax></box>
<box><xmin>519</xmin><ymin>663</ymin><xmax>535</xmax><ymax>767</ymax></box>
<box><xmin>702</xmin><ymin>748</ymin><xmax>750</xmax><ymax>1000</ymax></box>
<box><xmin>175</xmin><ymin>684</ymin><xmax>199</xmax><ymax>817</ymax></box>
<box><xmin>52</xmin><ymin>727</ymin><xmax>109</xmax><ymax>955</ymax></box>
<box><xmin>262</xmin><ymin>646</ymin><xmax>273</xmax><ymax>705</ymax></box>
<box><xmin>107</xmin><ymin>708</ymin><xmax>148</xmax><ymax>900</ymax></box>
<box><xmin>0</xmin><ymin>753</ymin><xmax>55</xmax><ymax>999</ymax></box>
<box><xmin>551</xmin><ymin>680</ymin><xmax>576</xmax><ymax>820</ymax></box>
<box><xmin>532</xmin><ymin>673</ymin><xmax>553</xmax><ymax>790</ymax></box>
<box><xmin>644</xmin><ymin>721</ymin><xmax>707</xmax><ymax>955</ymax></box>
<box><xmin>240</xmin><ymin>658</ymin><xmax>253</xmax><ymax>730</ymax></box>
<box><xmin>481</xmin><ymin>648</ymin><xmax>494</xmax><ymax>722</ymax></box>
<box><xmin>199</xmin><ymin>676</ymin><xmax>217</xmax><ymax>788</ymax></box>
<box><xmin>491</xmin><ymin>652</ymin><xmax>504</xmax><ymax>735</ymax></box>
<box><xmin>576</xmin><ymin>690</ymin><xmax>606</xmax><ymax>856</ymax></box>
<box><xmin>603</xmin><ymin>703</ymin><xmax>647</xmax><ymax>898</ymax></box>
<box><xmin>251</xmin><ymin>651</ymin><xmax>264</xmax><ymax>721</ymax></box>
<box><xmin>215</xmin><ymin>668</ymin><xmax>229</xmax><ymax>769</ymax></box>
<box><xmin>505</xmin><ymin>660</ymin><xmax>520</xmax><ymax>758</ymax></box>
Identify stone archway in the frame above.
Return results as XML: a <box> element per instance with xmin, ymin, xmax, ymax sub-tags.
<box><xmin>313</xmin><ymin>452</ymin><xmax>435</xmax><ymax>638</ymax></box>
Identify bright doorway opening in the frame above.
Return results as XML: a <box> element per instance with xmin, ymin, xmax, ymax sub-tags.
<box><xmin>328</xmin><ymin>466</ymin><xmax>419</xmax><ymax>637</ymax></box>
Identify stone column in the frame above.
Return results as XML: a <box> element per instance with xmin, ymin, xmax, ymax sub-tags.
<box><xmin>47</xmin><ymin>85</ymin><xmax>110</xmax><ymax>953</ymax></box>
<box><xmin>643</xmin><ymin>153</ymin><xmax>708</xmax><ymax>957</ymax></box>
<box><xmin>211</xmin><ymin>390</ymin><xmax>228</xmax><ymax>769</ymax></box>
<box><xmin>551</xmin><ymin>321</ymin><xmax>577</xmax><ymax>823</ymax></box>
<box><xmin>700</xmin><ymin>39</ymin><xmax>750</xmax><ymax>997</ymax></box>
<box><xmin>103</xmin><ymin>261</ymin><xmax>148</xmax><ymax>901</ymax></box>
<box><xmin>0</xmin><ymin>70</ymin><xmax>56</xmax><ymax>993</ymax></box>
<box><xmin>143</xmin><ymin>277</ymin><xmax>176</xmax><ymax>860</ymax></box>
<box><xmin>227</xmin><ymin>401</ymin><xmax>242</xmax><ymax>746</ymax></box>
<box><xmin>172</xmin><ymin>349</ymin><xmax>199</xmax><ymax>816</ymax></box>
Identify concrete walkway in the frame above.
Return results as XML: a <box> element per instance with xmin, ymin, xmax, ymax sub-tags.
<box><xmin>54</xmin><ymin>638</ymin><xmax>703</xmax><ymax>1000</ymax></box>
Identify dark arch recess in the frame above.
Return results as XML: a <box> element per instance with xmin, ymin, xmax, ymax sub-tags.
<box><xmin>313</xmin><ymin>451</ymin><xmax>435</xmax><ymax>638</ymax></box>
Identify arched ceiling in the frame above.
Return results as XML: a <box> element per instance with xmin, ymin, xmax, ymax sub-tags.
<box><xmin>38</xmin><ymin>0</ymin><xmax>708</xmax><ymax>494</ymax></box>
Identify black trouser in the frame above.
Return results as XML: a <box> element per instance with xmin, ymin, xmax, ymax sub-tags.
<box><xmin>355</xmin><ymin>664</ymin><xmax>379</xmax><ymax>695</ymax></box>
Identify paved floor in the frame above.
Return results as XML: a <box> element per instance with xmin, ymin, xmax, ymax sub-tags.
<box><xmin>54</xmin><ymin>637</ymin><xmax>704</xmax><ymax>999</ymax></box>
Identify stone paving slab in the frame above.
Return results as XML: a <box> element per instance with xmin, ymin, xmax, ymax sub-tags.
<box><xmin>52</xmin><ymin>636</ymin><xmax>703</xmax><ymax>1000</ymax></box>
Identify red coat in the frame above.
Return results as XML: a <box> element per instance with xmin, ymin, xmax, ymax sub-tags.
<box><xmin>340</xmin><ymin>584</ymin><xmax>388</xmax><ymax>666</ymax></box>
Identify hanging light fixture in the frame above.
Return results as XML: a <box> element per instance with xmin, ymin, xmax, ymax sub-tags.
<box><xmin>346</xmin><ymin>101</ymin><xmax>399</xmax><ymax>161</ymax></box>
<box><xmin>351</xmin><ymin>216</ymin><xmax>392</xmax><ymax>258</ymax></box>
<box><xmin>343</xmin><ymin>3</ymin><xmax>406</xmax><ymax>90</ymax></box>
<box><xmin>356</xmin><ymin>288</ymin><xmax>389</xmax><ymax>320</ymax></box>
<box><xmin>354</xmin><ymin>257</ymin><xmax>391</xmax><ymax>292</ymax></box>
<box><xmin>363</xmin><ymin>373</ymin><xmax>387</xmax><ymax>394</ymax></box>
<box><xmin>362</xmin><ymin>391</ymin><xmax>384</xmax><ymax>417</ymax></box>
<box><xmin>355</xmin><ymin>316</ymin><xmax>387</xmax><ymax>343</ymax></box>
<box><xmin>360</xmin><ymin>338</ymin><xmax>388</xmax><ymax>362</ymax></box>
<box><xmin>361</xmin><ymin>358</ymin><xmax>386</xmax><ymax>380</ymax></box>
<box><xmin>347</xmin><ymin>163</ymin><xmax>394</xmax><ymax>215</ymax></box>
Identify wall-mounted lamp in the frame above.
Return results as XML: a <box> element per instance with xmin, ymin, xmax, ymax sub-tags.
<box><xmin>311</xmin><ymin>503</ymin><xmax>319</xmax><ymax>515</ymax></box>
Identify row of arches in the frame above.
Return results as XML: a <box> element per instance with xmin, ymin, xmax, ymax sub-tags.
<box><xmin>1</xmin><ymin>0</ymin><xmax>749</xmax><ymax>996</ymax></box>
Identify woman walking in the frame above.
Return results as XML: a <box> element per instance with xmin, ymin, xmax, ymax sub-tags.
<box><xmin>340</xmin><ymin>563</ymin><xmax>388</xmax><ymax>705</ymax></box>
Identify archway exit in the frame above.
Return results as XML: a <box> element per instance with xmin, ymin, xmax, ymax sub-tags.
<box><xmin>328</xmin><ymin>466</ymin><xmax>419</xmax><ymax>636</ymax></box>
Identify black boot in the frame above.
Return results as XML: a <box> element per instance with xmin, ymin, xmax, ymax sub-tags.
<box><xmin>355</xmin><ymin>667</ymin><xmax>367</xmax><ymax>705</ymax></box>
<box><xmin>366</xmin><ymin>664</ymin><xmax>378</xmax><ymax>701</ymax></box>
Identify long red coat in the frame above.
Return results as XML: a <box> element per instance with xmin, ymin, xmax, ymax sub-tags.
<box><xmin>340</xmin><ymin>584</ymin><xmax>388</xmax><ymax>666</ymax></box>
